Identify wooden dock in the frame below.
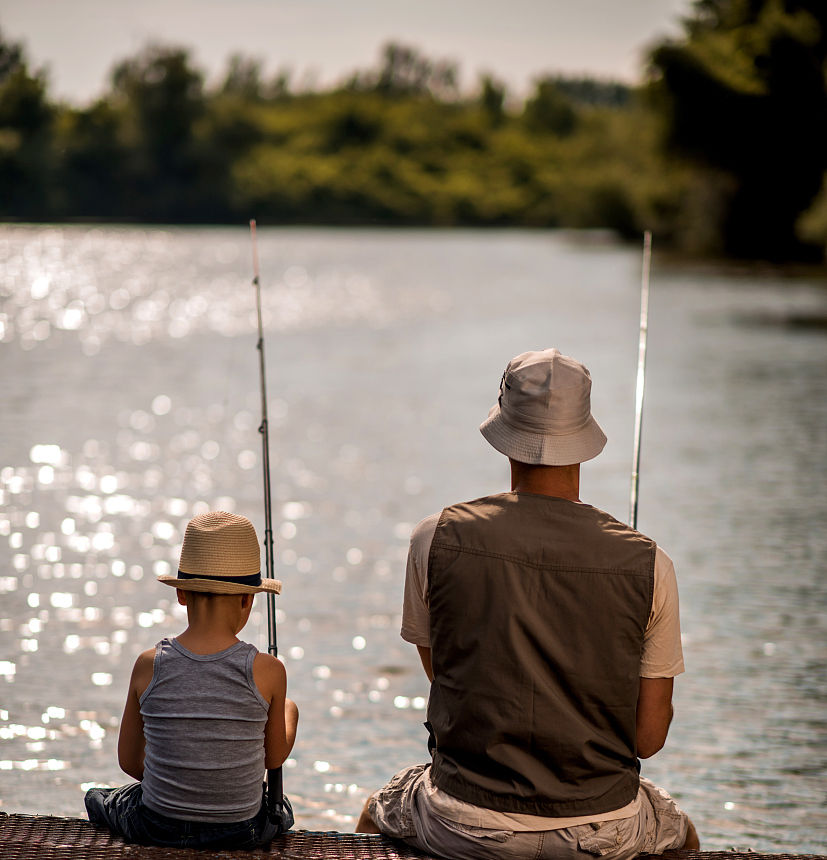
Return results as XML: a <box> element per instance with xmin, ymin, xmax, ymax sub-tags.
<box><xmin>1</xmin><ymin>812</ymin><xmax>824</xmax><ymax>859</ymax></box>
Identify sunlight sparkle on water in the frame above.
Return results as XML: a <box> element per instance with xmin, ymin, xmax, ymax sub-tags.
<box><xmin>0</xmin><ymin>759</ymin><xmax>69</xmax><ymax>771</ymax></box>
<box><xmin>151</xmin><ymin>395</ymin><xmax>171</xmax><ymax>416</ymax></box>
<box><xmin>30</xmin><ymin>444</ymin><xmax>67</xmax><ymax>467</ymax></box>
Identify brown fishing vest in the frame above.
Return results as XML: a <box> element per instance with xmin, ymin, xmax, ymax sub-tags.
<box><xmin>426</xmin><ymin>492</ymin><xmax>655</xmax><ymax>817</ymax></box>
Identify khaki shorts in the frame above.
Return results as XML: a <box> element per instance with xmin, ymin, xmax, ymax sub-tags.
<box><xmin>368</xmin><ymin>764</ymin><xmax>691</xmax><ymax>860</ymax></box>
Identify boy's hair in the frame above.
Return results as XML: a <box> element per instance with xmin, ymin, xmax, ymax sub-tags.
<box><xmin>182</xmin><ymin>590</ymin><xmax>248</xmax><ymax>604</ymax></box>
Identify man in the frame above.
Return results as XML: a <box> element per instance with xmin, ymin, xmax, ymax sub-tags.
<box><xmin>357</xmin><ymin>349</ymin><xmax>699</xmax><ymax>859</ymax></box>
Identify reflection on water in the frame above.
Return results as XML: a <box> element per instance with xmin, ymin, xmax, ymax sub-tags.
<box><xmin>0</xmin><ymin>226</ymin><xmax>398</xmax><ymax>356</ymax></box>
<box><xmin>1</xmin><ymin>226</ymin><xmax>825</xmax><ymax>849</ymax></box>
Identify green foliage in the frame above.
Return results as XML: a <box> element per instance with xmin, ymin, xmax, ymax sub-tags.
<box><xmin>797</xmin><ymin>172</ymin><xmax>827</xmax><ymax>257</ymax></box>
<box><xmin>348</xmin><ymin>42</ymin><xmax>460</xmax><ymax>100</ymax></box>
<box><xmin>522</xmin><ymin>78</ymin><xmax>579</xmax><ymax>136</ymax></box>
<box><xmin>0</xmin><ymin>29</ymin><xmax>55</xmax><ymax>217</ymax></box>
<box><xmin>106</xmin><ymin>44</ymin><xmax>211</xmax><ymax>219</ymax></box>
<box><xmin>649</xmin><ymin>0</ymin><xmax>827</xmax><ymax>260</ymax></box>
<box><xmin>0</xmin><ymin>27</ymin><xmax>823</xmax><ymax>262</ymax></box>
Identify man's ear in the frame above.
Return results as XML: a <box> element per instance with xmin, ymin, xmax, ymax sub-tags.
<box><xmin>176</xmin><ymin>588</ymin><xmax>188</xmax><ymax>606</ymax></box>
<box><xmin>241</xmin><ymin>593</ymin><xmax>254</xmax><ymax>610</ymax></box>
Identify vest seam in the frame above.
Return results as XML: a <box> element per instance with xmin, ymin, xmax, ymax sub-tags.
<box><xmin>430</xmin><ymin>539</ymin><xmax>653</xmax><ymax>576</ymax></box>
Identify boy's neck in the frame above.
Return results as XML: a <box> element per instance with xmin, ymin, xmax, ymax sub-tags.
<box><xmin>175</xmin><ymin>626</ymin><xmax>240</xmax><ymax>655</ymax></box>
<box><xmin>174</xmin><ymin>590</ymin><xmax>252</xmax><ymax>655</ymax></box>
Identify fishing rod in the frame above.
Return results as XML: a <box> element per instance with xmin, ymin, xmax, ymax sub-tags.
<box><xmin>249</xmin><ymin>218</ymin><xmax>284</xmax><ymax>818</ymax></box>
<box><xmin>629</xmin><ymin>230</ymin><xmax>652</xmax><ymax>531</ymax></box>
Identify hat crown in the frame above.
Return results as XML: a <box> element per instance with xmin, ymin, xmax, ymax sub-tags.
<box><xmin>500</xmin><ymin>349</ymin><xmax>593</xmax><ymax>433</ymax></box>
<box><xmin>178</xmin><ymin>511</ymin><xmax>261</xmax><ymax>582</ymax></box>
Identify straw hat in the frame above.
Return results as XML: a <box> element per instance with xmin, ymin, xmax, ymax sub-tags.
<box><xmin>479</xmin><ymin>349</ymin><xmax>607</xmax><ymax>466</ymax></box>
<box><xmin>158</xmin><ymin>511</ymin><xmax>281</xmax><ymax>595</ymax></box>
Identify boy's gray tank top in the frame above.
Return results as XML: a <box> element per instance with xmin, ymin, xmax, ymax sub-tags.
<box><xmin>139</xmin><ymin>638</ymin><xmax>269</xmax><ymax>822</ymax></box>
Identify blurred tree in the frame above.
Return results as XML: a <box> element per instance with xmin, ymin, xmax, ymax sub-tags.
<box><xmin>266</xmin><ymin>68</ymin><xmax>293</xmax><ymax>100</ymax></box>
<box><xmin>324</xmin><ymin>99</ymin><xmax>383</xmax><ymax>151</ymax></box>
<box><xmin>650</xmin><ymin>0</ymin><xmax>827</xmax><ymax>260</ymax></box>
<box><xmin>351</xmin><ymin>42</ymin><xmax>459</xmax><ymax>100</ymax></box>
<box><xmin>479</xmin><ymin>74</ymin><xmax>507</xmax><ymax>126</ymax></box>
<box><xmin>796</xmin><ymin>172</ymin><xmax>827</xmax><ymax>257</ymax></box>
<box><xmin>551</xmin><ymin>77</ymin><xmax>631</xmax><ymax>108</ymax></box>
<box><xmin>0</xmin><ymin>29</ymin><xmax>55</xmax><ymax>217</ymax></box>
<box><xmin>55</xmin><ymin>100</ymin><xmax>127</xmax><ymax>217</ymax></box>
<box><xmin>108</xmin><ymin>44</ymin><xmax>210</xmax><ymax>218</ymax></box>
<box><xmin>221</xmin><ymin>54</ymin><xmax>265</xmax><ymax>100</ymax></box>
<box><xmin>523</xmin><ymin>78</ymin><xmax>578</xmax><ymax>135</ymax></box>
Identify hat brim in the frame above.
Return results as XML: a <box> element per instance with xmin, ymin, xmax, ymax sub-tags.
<box><xmin>158</xmin><ymin>575</ymin><xmax>282</xmax><ymax>595</ymax></box>
<box><xmin>480</xmin><ymin>403</ymin><xmax>607</xmax><ymax>466</ymax></box>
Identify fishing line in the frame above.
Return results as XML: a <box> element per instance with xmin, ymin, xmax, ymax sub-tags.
<box><xmin>249</xmin><ymin>218</ymin><xmax>284</xmax><ymax>818</ymax></box>
<box><xmin>629</xmin><ymin>230</ymin><xmax>652</xmax><ymax>531</ymax></box>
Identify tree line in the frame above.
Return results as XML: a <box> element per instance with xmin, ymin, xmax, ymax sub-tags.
<box><xmin>1</xmin><ymin>0</ymin><xmax>825</xmax><ymax>262</ymax></box>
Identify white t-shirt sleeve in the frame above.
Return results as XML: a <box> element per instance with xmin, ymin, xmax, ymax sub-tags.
<box><xmin>400</xmin><ymin>513</ymin><xmax>440</xmax><ymax>647</ymax></box>
<box><xmin>640</xmin><ymin>546</ymin><xmax>685</xmax><ymax>678</ymax></box>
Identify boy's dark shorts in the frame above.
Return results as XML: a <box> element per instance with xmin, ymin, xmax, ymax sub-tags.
<box><xmin>84</xmin><ymin>782</ymin><xmax>293</xmax><ymax>849</ymax></box>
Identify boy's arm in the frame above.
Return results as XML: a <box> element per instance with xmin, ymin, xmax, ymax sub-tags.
<box><xmin>254</xmin><ymin>653</ymin><xmax>299</xmax><ymax>769</ymax></box>
<box><xmin>117</xmin><ymin>648</ymin><xmax>154</xmax><ymax>780</ymax></box>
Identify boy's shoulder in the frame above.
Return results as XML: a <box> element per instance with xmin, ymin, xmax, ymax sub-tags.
<box><xmin>130</xmin><ymin>646</ymin><xmax>157</xmax><ymax>697</ymax></box>
<box><xmin>134</xmin><ymin>646</ymin><xmax>156</xmax><ymax>671</ymax></box>
<box><xmin>252</xmin><ymin>651</ymin><xmax>286</xmax><ymax>703</ymax></box>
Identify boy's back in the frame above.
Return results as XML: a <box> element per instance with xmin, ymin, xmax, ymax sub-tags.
<box><xmin>140</xmin><ymin>638</ymin><xmax>268</xmax><ymax>822</ymax></box>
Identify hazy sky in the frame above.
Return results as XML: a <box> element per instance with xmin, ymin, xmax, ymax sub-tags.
<box><xmin>2</xmin><ymin>0</ymin><xmax>693</xmax><ymax>104</ymax></box>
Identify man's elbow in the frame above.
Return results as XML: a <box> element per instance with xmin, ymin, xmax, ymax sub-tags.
<box><xmin>636</xmin><ymin>735</ymin><xmax>666</xmax><ymax>759</ymax></box>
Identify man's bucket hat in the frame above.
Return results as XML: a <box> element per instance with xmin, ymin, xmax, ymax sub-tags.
<box><xmin>480</xmin><ymin>348</ymin><xmax>607</xmax><ymax>466</ymax></box>
<box><xmin>158</xmin><ymin>511</ymin><xmax>282</xmax><ymax>595</ymax></box>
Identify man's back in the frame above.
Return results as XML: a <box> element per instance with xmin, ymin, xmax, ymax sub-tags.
<box><xmin>427</xmin><ymin>492</ymin><xmax>655</xmax><ymax>816</ymax></box>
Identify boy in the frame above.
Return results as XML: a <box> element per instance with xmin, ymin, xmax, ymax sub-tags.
<box><xmin>85</xmin><ymin>511</ymin><xmax>299</xmax><ymax>849</ymax></box>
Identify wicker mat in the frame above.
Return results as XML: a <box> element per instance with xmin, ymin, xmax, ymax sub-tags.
<box><xmin>1</xmin><ymin>813</ymin><xmax>824</xmax><ymax>860</ymax></box>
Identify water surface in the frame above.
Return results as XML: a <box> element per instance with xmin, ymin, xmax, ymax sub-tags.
<box><xmin>1</xmin><ymin>225</ymin><xmax>825</xmax><ymax>850</ymax></box>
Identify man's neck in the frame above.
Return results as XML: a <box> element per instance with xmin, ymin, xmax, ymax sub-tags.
<box><xmin>509</xmin><ymin>460</ymin><xmax>581</xmax><ymax>501</ymax></box>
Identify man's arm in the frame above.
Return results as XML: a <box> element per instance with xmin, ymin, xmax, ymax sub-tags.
<box><xmin>401</xmin><ymin>515</ymin><xmax>439</xmax><ymax>681</ymax></box>
<box><xmin>416</xmin><ymin>645</ymin><xmax>434</xmax><ymax>682</ymax></box>
<box><xmin>636</xmin><ymin>676</ymin><xmax>674</xmax><ymax>758</ymax></box>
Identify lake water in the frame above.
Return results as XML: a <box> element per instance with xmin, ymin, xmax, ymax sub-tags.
<box><xmin>1</xmin><ymin>225</ymin><xmax>825</xmax><ymax>852</ymax></box>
